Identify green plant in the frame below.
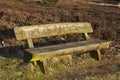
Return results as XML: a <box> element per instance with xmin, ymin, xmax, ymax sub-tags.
<box><xmin>43</xmin><ymin>0</ymin><xmax>59</xmax><ymax>4</ymax></box>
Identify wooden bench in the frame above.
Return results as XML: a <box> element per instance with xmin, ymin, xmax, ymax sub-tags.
<box><xmin>14</xmin><ymin>22</ymin><xmax>110</xmax><ymax>74</ymax></box>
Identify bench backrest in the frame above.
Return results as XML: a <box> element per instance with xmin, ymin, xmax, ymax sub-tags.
<box><xmin>14</xmin><ymin>22</ymin><xmax>93</xmax><ymax>48</ymax></box>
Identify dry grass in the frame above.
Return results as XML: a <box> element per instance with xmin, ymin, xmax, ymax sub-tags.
<box><xmin>0</xmin><ymin>54</ymin><xmax>120</xmax><ymax>80</ymax></box>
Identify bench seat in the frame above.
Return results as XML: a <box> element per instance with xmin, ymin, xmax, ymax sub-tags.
<box><xmin>24</xmin><ymin>39</ymin><xmax>110</xmax><ymax>61</ymax></box>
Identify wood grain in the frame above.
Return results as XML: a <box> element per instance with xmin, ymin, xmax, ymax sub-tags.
<box><xmin>24</xmin><ymin>39</ymin><xmax>110</xmax><ymax>61</ymax></box>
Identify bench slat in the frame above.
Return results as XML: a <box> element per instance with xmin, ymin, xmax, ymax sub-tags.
<box><xmin>14</xmin><ymin>22</ymin><xmax>93</xmax><ymax>40</ymax></box>
<box><xmin>24</xmin><ymin>39</ymin><xmax>110</xmax><ymax>61</ymax></box>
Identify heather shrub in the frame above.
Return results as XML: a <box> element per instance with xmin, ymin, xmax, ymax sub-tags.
<box><xmin>43</xmin><ymin>0</ymin><xmax>59</xmax><ymax>4</ymax></box>
<box><xmin>94</xmin><ymin>27</ymin><xmax>117</xmax><ymax>40</ymax></box>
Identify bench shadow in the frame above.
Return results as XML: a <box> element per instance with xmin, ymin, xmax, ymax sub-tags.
<box><xmin>0</xmin><ymin>28</ymin><xmax>24</xmax><ymax>59</ymax></box>
<box><xmin>0</xmin><ymin>45</ymin><xmax>24</xmax><ymax>59</ymax></box>
<box><xmin>0</xmin><ymin>39</ymin><xmax>85</xmax><ymax>60</ymax></box>
<box><xmin>34</xmin><ymin>34</ymin><xmax>85</xmax><ymax>47</ymax></box>
<box><xmin>0</xmin><ymin>39</ymin><xmax>68</xmax><ymax>59</ymax></box>
<box><xmin>89</xmin><ymin>51</ymin><xmax>99</xmax><ymax>61</ymax></box>
<box><xmin>0</xmin><ymin>29</ymin><xmax>15</xmax><ymax>40</ymax></box>
<box><xmin>34</xmin><ymin>40</ymin><xmax>66</xmax><ymax>47</ymax></box>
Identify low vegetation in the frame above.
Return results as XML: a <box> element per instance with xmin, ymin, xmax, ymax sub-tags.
<box><xmin>43</xmin><ymin>0</ymin><xmax>59</xmax><ymax>4</ymax></box>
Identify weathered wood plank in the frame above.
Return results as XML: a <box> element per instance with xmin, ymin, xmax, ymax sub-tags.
<box><xmin>24</xmin><ymin>39</ymin><xmax>110</xmax><ymax>61</ymax></box>
<box><xmin>14</xmin><ymin>22</ymin><xmax>93</xmax><ymax>40</ymax></box>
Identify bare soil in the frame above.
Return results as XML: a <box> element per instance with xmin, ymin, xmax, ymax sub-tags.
<box><xmin>0</xmin><ymin>0</ymin><xmax>120</xmax><ymax>80</ymax></box>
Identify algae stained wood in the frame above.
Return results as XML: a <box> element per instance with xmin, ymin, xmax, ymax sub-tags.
<box><xmin>14</xmin><ymin>22</ymin><xmax>93</xmax><ymax>40</ymax></box>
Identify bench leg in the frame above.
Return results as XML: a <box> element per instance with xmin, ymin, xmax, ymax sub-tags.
<box><xmin>33</xmin><ymin>61</ymin><xmax>37</xmax><ymax>66</ymax></box>
<box><xmin>97</xmin><ymin>49</ymin><xmax>102</xmax><ymax>61</ymax></box>
<box><xmin>38</xmin><ymin>60</ymin><xmax>48</xmax><ymax>74</ymax></box>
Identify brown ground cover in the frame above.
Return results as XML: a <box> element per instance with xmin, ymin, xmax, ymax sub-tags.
<box><xmin>0</xmin><ymin>0</ymin><xmax>120</xmax><ymax>79</ymax></box>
